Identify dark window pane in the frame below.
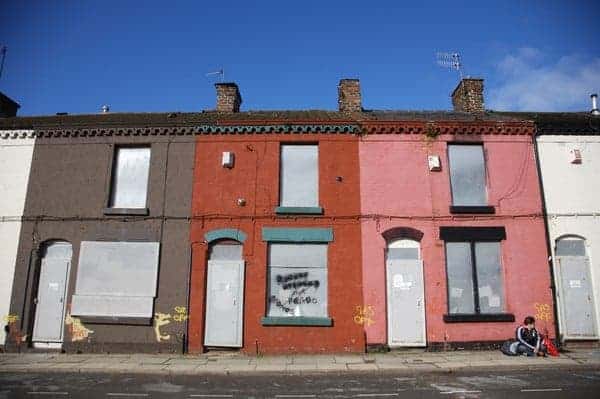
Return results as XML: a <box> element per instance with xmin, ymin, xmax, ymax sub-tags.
<box><xmin>556</xmin><ymin>238</ymin><xmax>586</xmax><ymax>256</ymax></box>
<box><xmin>445</xmin><ymin>242</ymin><xmax>475</xmax><ymax>314</ymax></box>
<box><xmin>448</xmin><ymin>145</ymin><xmax>487</xmax><ymax>206</ymax></box>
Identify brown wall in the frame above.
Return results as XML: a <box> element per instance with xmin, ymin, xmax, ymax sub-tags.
<box><xmin>7</xmin><ymin>134</ymin><xmax>195</xmax><ymax>353</ymax></box>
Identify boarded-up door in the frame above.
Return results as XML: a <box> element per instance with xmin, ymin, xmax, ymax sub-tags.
<box><xmin>204</xmin><ymin>260</ymin><xmax>245</xmax><ymax>347</ymax></box>
<box><xmin>557</xmin><ymin>256</ymin><xmax>598</xmax><ymax>339</ymax></box>
<box><xmin>386</xmin><ymin>239</ymin><xmax>426</xmax><ymax>347</ymax></box>
<box><xmin>32</xmin><ymin>241</ymin><xmax>72</xmax><ymax>343</ymax></box>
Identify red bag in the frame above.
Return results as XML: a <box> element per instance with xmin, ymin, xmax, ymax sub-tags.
<box><xmin>544</xmin><ymin>337</ymin><xmax>559</xmax><ymax>357</ymax></box>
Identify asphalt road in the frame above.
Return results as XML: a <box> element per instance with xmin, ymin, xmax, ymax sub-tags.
<box><xmin>1</xmin><ymin>368</ymin><xmax>600</xmax><ymax>399</ymax></box>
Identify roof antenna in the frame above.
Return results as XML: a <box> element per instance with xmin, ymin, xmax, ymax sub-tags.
<box><xmin>0</xmin><ymin>45</ymin><xmax>7</xmax><ymax>80</ymax></box>
<box><xmin>436</xmin><ymin>52</ymin><xmax>464</xmax><ymax>79</ymax></box>
<box><xmin>206</xmin><ymin>68</ymin><xmax>225</xmax><ymax>82</ymax></box>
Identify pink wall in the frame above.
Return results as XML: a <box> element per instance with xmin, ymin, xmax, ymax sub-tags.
<box><xmin>359</xmin><ymin>131</ymin><xmax>556</xmax><ymax>346</ymax></box>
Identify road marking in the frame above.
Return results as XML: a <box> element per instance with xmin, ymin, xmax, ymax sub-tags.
<box><xmin>27</xmin><ymin>393</ymin><xmax>69</xmax><ymax>396</ymax></box>
<box><xmin>189</xmin><ymin>395</ymin><xmax>233</xmax><ymax>398</ymax></box>
<box><xmin>520</xmin><ymin>388</ymin><xmax>563</xmax><ymax>392</ymax></box>
<box><xmin>355</xmin><ymin>394</ymin><xmax>400</xmax><ymax>397</ymax></box>
<box><xmin>275</xmin><ymin>396</ymin><xmax>316</xmax><ymax>398</ymax></box>
<box><xmin>106</xmin><ymin>394</ymin><xmax>149</xmax><ymax>397</ymax></box>
<box><xmin>440</xmin><ymin>391</ymin><xmax>482</xmax><ymax>395</ymax></box>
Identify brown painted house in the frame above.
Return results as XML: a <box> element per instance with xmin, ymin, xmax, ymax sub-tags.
<box><xmin>2</xmin><ymin>114</ymin><xmax>202</xmax><ymax>352</ymax></box>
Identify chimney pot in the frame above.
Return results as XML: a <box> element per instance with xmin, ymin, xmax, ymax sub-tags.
<box><xmin>451</xmin><ymin>78</ymin><xmax>484</xmax><ymax>113</ymax></box>
<box><xmin>338</xmin><ymin>79</ymin><xmax>362</xmax><ymax>113</ymax></box>
<box><xmin>591</xmin><ymin>93</ymin><xmax>599</xmax><ymax>116</ymax></box>
<box><xmin>215</xmin><ymin>83</ymin><xmax>242</xmax><ymax>113</ymax></box>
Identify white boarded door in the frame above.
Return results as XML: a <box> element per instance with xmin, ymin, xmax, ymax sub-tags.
<box><xmin>386</xmin><ymin>239</ymin><xmax>426</xmax><ymax>347</ymax></box>
<box><xmin>204</xmin><ymin>260</ymin><xmax>245</xmax><ymax>347</ymax></box>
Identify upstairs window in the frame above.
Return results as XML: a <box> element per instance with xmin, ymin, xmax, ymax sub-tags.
<box><xmin>448</xmin><ymin>144</ymin><xmax>487</xmax><ymax>207</ymax></box>
<box><xmin>279</xmin><ymin>145</ymin><xmax>319</xmax><ymax>209</ymax></box>
<box><xmin>109</xmin><ymin>147</ymin><xmax>151</xmax><ymax>209</ymax></box>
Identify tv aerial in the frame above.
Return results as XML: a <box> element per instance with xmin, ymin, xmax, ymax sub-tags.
<box><xmin>0</xmin><ymin>45</ymin><xmax>7</xmax><ymax>80</ymax></box>
<box><xmin>206</xmin><ymin>68</ymin><xmax>225</xmax><ymax>82</ymax></box>
<box><xmin>436</xmin><ymin>52</ymin><xmax>464</xmax><ymax>79</ymax></box>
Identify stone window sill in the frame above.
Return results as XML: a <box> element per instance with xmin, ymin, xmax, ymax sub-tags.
<box><xmin>261</xmin><ymin>316</ymin><xmax>333</xmax><ymax>326</ymax></box>
<box><xmin>443</xmin><ymin>313</ymin><xmax>515</xmax><ymax>323</ymax></box>
<box><xmin>450</xmin><ymin>205</ymin><xmax>495</xmax><ymax>214</ymax></box>
<box><xmin>77</xmin><ymin>316</ymin><xmax>152</xmax><ymax>326</ymax></box>
<box><xmin>275</xmin><ymin>206</ymin><xmax>324</xmax><ymax>215</ymax></box>
<box><xmin>103</xmin><ymin>207</ymin><xmax>149</xmax><ymax>216</ymax></box>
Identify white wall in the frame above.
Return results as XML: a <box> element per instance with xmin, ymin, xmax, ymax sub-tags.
<box><xmin>0</xmin><ymin>131</ymin><xmax>35</xmax><ymax>346</ymax></box>
<box><xmin>537</xmin><ymin>135</ymin><xmax>600</xmax><ymax>340</ymax></box>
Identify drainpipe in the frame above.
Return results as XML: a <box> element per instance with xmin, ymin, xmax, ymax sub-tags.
<box><xmin>532</xmin><ymin>123</ymin><xmax>562</xmax><ymax>345</ymax></box>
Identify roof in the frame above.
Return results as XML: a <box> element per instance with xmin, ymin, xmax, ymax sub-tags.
<box><xmin>493</xmin><ymin>111</ymin><xmax>600</xmax><ymax>135</ymax></box>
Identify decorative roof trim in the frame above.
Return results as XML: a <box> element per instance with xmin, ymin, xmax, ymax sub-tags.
<box><xmin>361</xmin><ymin>121</ymin><xmax>535</xmax><ymax>136</ymax></box>
<box><xmin>0</xmin><ymin>129</ymin><xmax>36</xmax><ymax>139</ymax></box>
<box><xmin>198</xmin><ymin>124</ymin><xmax>359</xmax><ymax>134</ymax></box>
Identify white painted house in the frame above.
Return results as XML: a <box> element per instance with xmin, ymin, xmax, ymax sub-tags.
<box><xmin>0</xmin><ymin>130</ymin><xmax>35</xmax><ymax>347</ymax></box>
<box><xmin>536</xmin><ymin>113</ymin><xmax>600</xmax><ymax>342</ymax></box>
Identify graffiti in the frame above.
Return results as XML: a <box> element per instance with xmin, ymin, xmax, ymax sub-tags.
<box><xmin>3</xmin><ymin>314</ymin><xmax>19</xmax><ymax>324</ymax></box>
<box><xmin>276</xmin><ymin>273</ymin><xmax>320</xmax><ymax>290</ymax></box>
<box><xmin>270</xmin><ymin>272</ymin><xmax>322</xmax><ymax>315</ymax></box>
<box><xmin>534</xmin><ymin>303</ymin><xmax>552</xmax><ymax>322</ymax></box>
<box><xmin>173</xmin><ymin>306</ymin><xmax>188</xmax><ymax>322</ymax></box>
<box><xmin>65</xmin><ymin>314</ymin><xmax>94</xmax><ymax>342</ymax></box>
<box><xmin>153</xmin><ymin>306</ymin><xmax>188</xmax><ymax>342</ymax></box>
<box><xmin>353</xmin><ymin>305</ymin><xmax>375</xmax><ymax>326</ymax></box>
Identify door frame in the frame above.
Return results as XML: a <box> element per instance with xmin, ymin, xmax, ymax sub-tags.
<box><xmin>385</xmin><ymin>239</ymin><xmax>427</xmax><ymax>348</ymax></box>
<box><xmin>31</xmin><ymin>240</ymin><xmax>72</xmax><ymax>347</ymax></box>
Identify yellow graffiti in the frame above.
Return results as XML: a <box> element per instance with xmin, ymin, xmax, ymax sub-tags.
<box><xmin>353</xmin><ymin>305</ymin><xmax>375</xmax><ymax>326</ymax></box>
<box><xmin>3</xmin><ymin>314</ymin><xmax>19</xmax><ymax>324</ymax></box>
<box><xmin>534</xmin><ymin>303</ymin><xmax>552</xmax><ymax>322</ymax></box>
<box><xmin>65</xmin><ymin>314</ymin><xmax>94</xmax><ymax>342</ymax></box>
<box><xmin>154</xmin><ymin>312</ymin><xmax>171</xmax><ymax>342</ymax></box>
<box><xmin>173</xmin><ymin>306</ymin><xmax>188</xmax><ymax>322</ymax></box>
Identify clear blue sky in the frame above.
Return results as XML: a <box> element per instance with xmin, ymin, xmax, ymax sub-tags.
<box><xmin>1</xmin><ymin>1</ymin><xmax>598</xmax><ymax>116</ymax></box>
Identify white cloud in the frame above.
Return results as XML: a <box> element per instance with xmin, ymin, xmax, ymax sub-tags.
<box><xmin>487</xmin><ymin>48</ymin><xmax>600</xmax><ymax>111</ymax></box>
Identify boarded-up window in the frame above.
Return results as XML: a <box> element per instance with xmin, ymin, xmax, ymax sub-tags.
<box><xmin>267</xmin><ymin>243</ymin><xmax>327</xmax><ymax>318</ymax></box>
<box><xmin>70</xmin><ymin>241</ymin><xmax>160</xmax><ymax>319</ymax></box>
<box><xmin>448</xmin><ymin>144</ymin><xmax>487</xmax><ymax>206</ymax></box>
<box><xmin>446</xmin><ymin>241</ymin><xmax>505</xmax><ymax>314</ymax></box>
<box><xmin>279</xmin><ymin>145</ymin><xmax>318</xmax><ymax>207</ymax></box>
<box><xmin>109</xmin><ymin>147</ymin><xmax>151</xmax><ymax>208</ymax></box>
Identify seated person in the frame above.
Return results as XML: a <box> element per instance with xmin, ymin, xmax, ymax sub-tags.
<box><xmin>516</xmin><ymin>316</ymin><xmax>547</xmax><ymax>357</ymax></box>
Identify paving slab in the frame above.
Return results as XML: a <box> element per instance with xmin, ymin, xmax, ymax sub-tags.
<box><xmin>347</xmin><ymin>363</ymin><xmax>378</xmax><ymax>371</ymax></box>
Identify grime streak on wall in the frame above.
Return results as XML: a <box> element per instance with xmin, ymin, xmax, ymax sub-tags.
<box><xmin>65</xmin><ymin>314</ymin><xmax>94</xmax><ymax>342</ymax></box>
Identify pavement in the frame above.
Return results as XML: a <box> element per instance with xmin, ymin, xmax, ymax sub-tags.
<box><xmin>1</xmin><ymin>348</ymin><xmax>599</xmax><ymax>375</ymax></box>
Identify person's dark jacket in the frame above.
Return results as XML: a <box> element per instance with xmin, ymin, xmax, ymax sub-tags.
<box><xmin>516</xmin><ymin>325</ymin><xmax>541</xmax><ymax>351</ymax></box>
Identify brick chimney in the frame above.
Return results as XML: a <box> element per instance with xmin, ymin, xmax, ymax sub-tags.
<box><xmin>0</xmin><ymin>91</ymin><xmax>20</xmax><ymax>117</ymax></box>
<box><xmin>451</xmin><ymin>78</ymin><xmax>484</xmax><ymax>113</ymax></box>
<box><xmin>215</xmin><ymin>83</ymin><xmax>242</xmax><ymax>113</ymax></box>
<box><xmin>338</xmin><ymin>79</ymin><xmax>362</xmax><ymax>113</ymax></box>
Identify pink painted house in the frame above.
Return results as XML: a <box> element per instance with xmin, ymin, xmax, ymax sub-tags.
<box><xmin>357</xmin><ymin>79</ymin><xmax>556</xmax><ymax>350</ymax></box>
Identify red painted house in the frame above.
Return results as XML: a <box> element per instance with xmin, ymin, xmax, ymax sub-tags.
<box><xmin>357</xmin><ymin>78</ymin><xmax>556</xmax><ymax>350</ymax></box>
<box><xmin>187</xmin><ymin>83</ymin><xmax>365</xmax><ymax>354</ymax></box>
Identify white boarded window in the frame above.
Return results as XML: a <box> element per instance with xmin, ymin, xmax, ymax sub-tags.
<box><xmin>280</xmin><ymin>145</ymin><xmax>318</xmax><ymax>207</ymax></box>
<box><xmin>109</xmin><ymin>147</ymin><xmax>151</xmax><ymax>208</ymax></box>
<box><xmin>448</xmin><ymin>144</ymin><xmax>487</xmax><ymax>206</ymax></box>
<box><xmin>70</xmin><ymin>241</ymin><xmax>160</xmax><ymax>319</ymax></box>
<box><xmin>446</xmin><ymin>241</ymin><xmax>505</xmax><ymax>314</ymax></box>
<box><xmin>267</xmin><ymin>243</ymin><xmax>327</xmax><ymax>318</ymax></box>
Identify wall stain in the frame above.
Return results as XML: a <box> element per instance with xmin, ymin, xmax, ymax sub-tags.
<box><xmin>353</xmin><ymin>305</ymin><xmax>375</xmax><ymax>326</ymax></box>
<box><xmin>65</xmin><ymin>314</ymin><xmax>94</xmax><ymax>342</ymax></box>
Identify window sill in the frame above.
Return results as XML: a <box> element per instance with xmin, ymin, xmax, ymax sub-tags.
<box><xmin>77</xmin><ymin>316</ymin><xmax>153</xmax><ymax>326</ymax></box>
<box><xmin>275</xmin><ymin>206</ymin><xmax>324</xmax><ymax>215</ymax></box>
<box><xmin>261</xmin><ymin>316</ymin><xmax>333</xmax><ymax>326</ymax></box>
<box><xmin>444</xmin><ymin>313</ymin><xmax>515</xmax><ymax>323</ymax></box>
<box><xmin>103</xmin><ymin>207</ymin><xmax>149</xmax><ymax>216</ymax></box>
<box><xmin>450</xmin><ymin>206</ymin><xmax>495</xmax><ymax>214</ymax></box>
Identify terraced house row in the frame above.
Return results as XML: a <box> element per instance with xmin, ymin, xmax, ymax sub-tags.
<box><xmin>0</xmin><ymin>79</ymin><xmax>598</xmax><ymax>354</ymax></box>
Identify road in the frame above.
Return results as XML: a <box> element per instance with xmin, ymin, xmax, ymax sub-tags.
<box><xmin>1</xmin><ymin>368</ymin><xmax>600</xmax><ymax>398</ymax></box>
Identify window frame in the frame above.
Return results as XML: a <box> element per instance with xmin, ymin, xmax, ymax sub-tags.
<box><xmin>447</xmin><ymin>142</ymin><xmax>495</xmax><ymax>214</ymax></box>
<box><xmin>104</xmin><ymin>144</ymin><xmax>151</xmax><ymax>216</ymax></box>
<box><xmin>440</xmin><ymin>226</ymin><xmax>514</xmax><ymax>323</ymax></box>
<box><xmin>275</xmin><ymin>143</ymin><xmax>323</xmax><ymax>215</ymax></box>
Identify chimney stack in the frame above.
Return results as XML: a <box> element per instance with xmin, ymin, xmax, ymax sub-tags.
<box><xmin>451</xmin><ymin>78</ymin><xmax>484</xmax><ymax>113</ymax></box>
<box><xmin>338</xmin><ymin>79</ymin><xmax>362</xmax><ymax>113</ymax></box>
<box><xmin>215</xmin><ymin>83</ymin><xmax>242</xmax><ymax>113</ymax></box>
<box><xmin>0</xmin><ymin>91</ymin><xmax>20</xmax><ymax>117</ymax></box>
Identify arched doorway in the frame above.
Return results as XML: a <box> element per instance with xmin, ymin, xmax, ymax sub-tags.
<box><xmin>386</xmin><ymin>238</ymin><xmax>426</xmax><ymax>347</ymax></box>
<box><xmin>204</xmin><ymin>241</ymin><xmax>245</xmax><ymax>348</ymax></box>
<box><xmin>32</xmin><ymin>240</ymin><xmax>72</xmax><ymax>348</ymax></box>
<box><xmin>555</xmin><ymin>236</ymin><xmax>598</xmax><ymax>340</ymax></box>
